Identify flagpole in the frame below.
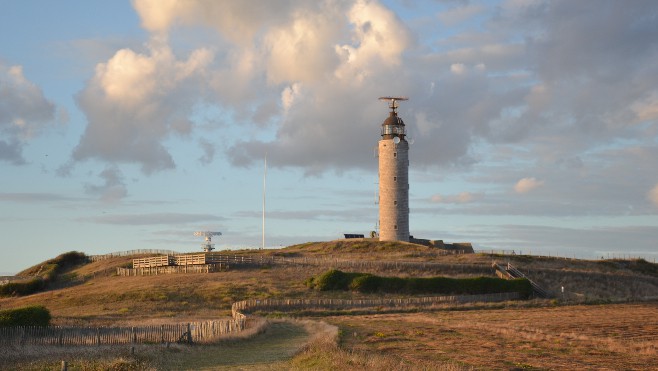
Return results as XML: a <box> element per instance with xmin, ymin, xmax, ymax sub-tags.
<box><xmin>262</xmin><ymin>155</ymin><xmax>267</xmax><ymax>250</ymax></box>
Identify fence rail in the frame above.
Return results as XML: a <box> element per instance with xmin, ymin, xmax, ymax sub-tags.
<box><xmin>0</xmin><ymin>318</ymin><xmax>245</xmax><ymax>347</ymax></box>
<box><xmin>89</xmin><ymin>250</ymin><xmax>181</xmax><ymax>262</ymax></box>
<box><xmin>476</xmin><ymin>250</ymin><xmax>657</xmax><ymax>263</ymax></box>
<box><xmin>232</xmin><ymin>292</ymin><xmax>520</xmax><ymax>314</ymax></box>
<box><xmin>117</xmin><ymin>263</ymin><xmax>228</xmax><ymax>276</ymax></box>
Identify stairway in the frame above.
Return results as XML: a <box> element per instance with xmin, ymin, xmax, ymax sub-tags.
<box><xmin>492</xmin><ymin>261</ymin><xmax>552</xmax><ymax>298</ymax></box>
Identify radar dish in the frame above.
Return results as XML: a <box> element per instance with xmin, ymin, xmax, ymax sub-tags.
<box><xmin>378</xmin><ymin>96</ymin><xmax>409</xmax><ymax>113</ymax></box>
<box><xmin>194</xmin><ymin>231</ymin><xmax>222</xmax><ymax>252</ymax></box>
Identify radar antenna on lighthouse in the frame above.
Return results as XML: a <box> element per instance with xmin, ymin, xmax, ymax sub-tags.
<box><xmin>378</xmin><ymin>96</ymin><xmax>408</xmax><ymax>113</ymax></box>
<box><xmin>193</xmin><ymin>231</ymin><xmax>222</xmax><ymax>252</ymax></box>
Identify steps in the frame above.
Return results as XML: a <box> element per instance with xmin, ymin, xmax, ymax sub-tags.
<box><xmin>492</xmin><ymin>261</ymin><xmax>552</xmax><ymax>298</ymax></box>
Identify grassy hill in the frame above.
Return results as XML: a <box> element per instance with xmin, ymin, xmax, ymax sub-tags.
<box><xmin>1</xmin><ymin>240</ymin><xmax>657</xmax><ymax>370</ymax></box>
<box><xmin>1</xmin><ymin>241</ymin><xmax>656</xmax><ymax>326</ymax></box>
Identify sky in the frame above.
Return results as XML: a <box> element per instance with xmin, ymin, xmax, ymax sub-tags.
<box><xmin>1</xmin><ymin>0</ymin><xmax>658</xmax><ymax>274</ymax></box>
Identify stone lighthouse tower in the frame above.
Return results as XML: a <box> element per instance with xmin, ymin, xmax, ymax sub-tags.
<box><xmin>378</xmin><ymin>97</ymin><xmax>409</xmax><ymax>242</ymax></box>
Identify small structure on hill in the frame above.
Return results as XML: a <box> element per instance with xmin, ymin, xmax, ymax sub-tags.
<box><xmin>193</xmin><ymin>231</ymin><xmax>222</xmax><ymax>252</ymax></box>
<box><xmin>409</xmin><ymin>238</ymin><xmax>475</xmax><ymax>253</ymax></box>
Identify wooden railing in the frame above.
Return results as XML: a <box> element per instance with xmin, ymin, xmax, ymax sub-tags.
<box><xmin>1</xmin><ymin>289</ymin><xmax>521</xmax><ymax>347</ymax></box>
<box><xmin>232</xmin><ymin>292</ymin><xmax>520</xmax><ymax>315</ymax></box>
<box><xmin>505</xmin><ymin>263</ymin><xmax>551</xmax><ymax>298</ymax></box>
<box><xmin>117</xmin><ymin>264</ymin><xmax>227</xmax><ymax>276</ymax></box>
<box><xmin>90</xmin><ymin>249</ymin><xmax>180</xmax><ymax>262</ymax></box>
<box><xmin>0</xmin><ymin>318</ymin><xmax>245</xmax><ymax>346</ymax></box>
<box><xmin>132</xmin><ymin>255</ymin><xmax>172</xmax><ymax>268</ymax></box>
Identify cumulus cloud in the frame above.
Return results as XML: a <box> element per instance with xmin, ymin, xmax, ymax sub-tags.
<box><xmin>0</xmin><ymin>63</ymin><xmax>56</xmax><ymax>164</ymax></box>
<box><xmin>73</xmin><ymin>42</ymin><xmax>212</xmax><ymax>173</ymax></box>
<box><xmin>74</xmin><ymin>0</ymin><xmax>658</xmax><ymax>184</ymax></box>
<box><xmin>514</xmin><ymin>177</ymin><xmax>544</xmax><ymax>194</ymax></box>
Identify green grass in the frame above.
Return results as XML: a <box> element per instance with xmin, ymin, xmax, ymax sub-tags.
<box><xmin>306</xmin><ymin>269</ymin><xmax>533</xmax><ymax>297</ymax></box>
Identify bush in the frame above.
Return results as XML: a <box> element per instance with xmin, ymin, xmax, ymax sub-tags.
<box><xmin>2</xmin><ymin>251</ymin><xmax>89</xmax><ymax>297</ymax></box>
<box><xmin>306</xmin><ymin>269</ymin><xmax>363</xmax><ymax>291</ymax></box>
<box><xmin>0</xmin><ymin>278</ymin><xmax>46</xmax><ymax>297</ymax></box>
<box><xmin>349</xmin><ymin>274</ymin><xmax>383</xmax><ymax>292</ymax></box>
<box><xmin>307</xmin><ymin>269</ymin><xmax>533</xmax><ymax>298</ymax></box>
<box><xmin>0</xmin><ymin>305</ymin><xmax>51</xmax><ymax>327</ymax></box>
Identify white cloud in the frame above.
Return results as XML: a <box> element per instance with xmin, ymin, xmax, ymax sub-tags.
<box><xmin>0</xmin><ymin>63</ymin><xmax>56</xmax><ymax>164</ymax></box>
<box><xmin>264</xmin><ymin>10</ymin><xmax>342</xmax><ymax>84</ymax></box>
<box><xmin>73</xmin><ymin>42</ymin><xmax>213</xmax><ymax>173</ymax></box>
<box><xmin>514</xmin><ymin>177</ymin><xmax>544</xmax><ymax>194</ymax></box>
<box><xmin>72</xmin><ymin>0</ymin><xmax>658</xmax><ymax>190</ymax></box>
<box><xmin>648</xmin><ymin>184</ymin><xmax>658</xmax><ymax>208</ymax></box>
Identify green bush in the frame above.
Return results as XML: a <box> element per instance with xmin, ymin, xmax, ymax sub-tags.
<box><xmin>0</xmin><ymin>278</ymin><xmax>46</xmax><ymax>297</ymax></box>
<box><xmin>349</xmin><ymin>274</ymin><xmax>383</xmax><ymax>292</ymax></box>
<box><xmin>0</xmin><ymin>305</ymin><xmax>51</xmax><ymax>327</ymax></box>
<box><xmin>307</xmin><ymin>269</ymin><xmax>533</xmax><ymax>298</ymax></box>
<box><xmin>306</xmin><ymin>269</ymin><xmax>363</xmax><ymax>291</ymax></box>
<box><xmin>1</xmin><ymin>251</ymin><xmax>89</xmax><ymax>298</ymax></box>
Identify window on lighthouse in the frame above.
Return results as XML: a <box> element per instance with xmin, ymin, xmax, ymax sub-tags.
<box><xmin>393</xmin><ymin>152</ymin><xmax>397</xmax><ymax>158</ymax></box>
<box><xmin>394</xmin><ymin>200</ymin><xmax>398</xmax><ymax>205</ymax></box>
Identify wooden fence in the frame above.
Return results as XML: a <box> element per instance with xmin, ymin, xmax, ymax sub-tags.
<box><xmin>117</xmin><ymin>263</ymin><xmax>228</xmax><ymax>276</ymax></box>
<box><xmin>232</xmin><ymin>292</ymin><xmax>520</xmax><ymax>314</ymax></box>
<box><xmin>89</xmin><ymin>249</ymin><xmax>181</xmax><ymax>262</ymax></box>
<box><xmin>132</xmin><ymin>255</ymin><xmax>173</xmax><ymax>268</ymax></box>
<box><xmin>0</xmin><ymin>318</ymin><xmax>245</xmax><ymax>347</ymax></box>
<box><xmin>121</xmin><ymin>254</ymin><xmax>496</xmax><ymax>276</ymax></box>
<box><xmin>476</xmin><ymin>250</ymin><xmax>657</xmax><ymax>263</ymax></box>
<box><xmin>1</xmin><ymin>289</ymin><xmax>519</xmax><ymax>347</ymax></box>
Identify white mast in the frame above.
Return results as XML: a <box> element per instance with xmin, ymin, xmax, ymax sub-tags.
<box><xmin>262</xmin><ymin>154</ymin><xmax>267</xmax><ymax>249</ymax></box>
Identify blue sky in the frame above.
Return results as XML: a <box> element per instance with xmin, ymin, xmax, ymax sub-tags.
<box><xmin>1</xmin><ymin>0</ymin><xmax>657</xmax><ymax>274</ymax></box>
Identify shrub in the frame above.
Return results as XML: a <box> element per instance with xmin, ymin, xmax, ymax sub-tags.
<box><xmin>2</xmin><ymin>251</ymin><xmax>89</xmax><ymax>297</ymax></box>
<box><xmin>306</xmin><ymin>269</ymin><xmax>362</xmax><ymax>291</ymax></box>
<box><xmin>349</xmin><ymin>274</ymin><xmax>383</xmax><ymax>292</ymax></box>
<box><xmin>0</xmin><ymin>278</ymin><xmax>46</xmax><ymax>297</ymax></box>
<box><xmin>307</xmin><ymin>269</ymin><xmax>533</xmax><ymax>298</ymax></box>
<box><xmin>0</xmin><ymin>305</ymin><xmax>51</xmax><ymax>327</ymax></box>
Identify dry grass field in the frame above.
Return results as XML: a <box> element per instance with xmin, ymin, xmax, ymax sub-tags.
<box><xmin>1</xmin><ymin>241</ymin><xmax>657</xmax><ymax>369</ymax></box>
<box><xmin>332</xmin><ymin>302</ymin><xmax>658</xmax><ymax>370</ymax></box>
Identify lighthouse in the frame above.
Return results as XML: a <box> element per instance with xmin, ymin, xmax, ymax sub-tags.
<box><xmin>377</xmin><ymin>97</ymin><xmax>410</xmax><ymax>242</ymax></box>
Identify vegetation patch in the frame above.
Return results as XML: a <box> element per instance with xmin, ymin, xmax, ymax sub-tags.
<box><xmin>0</xmin><ymin>278</ymin><xmax>47</xmax><ymax>297</ymax></box>
<box><xmin>0</xmin><ymin>305</ymin><xmax>51</xmax><ymax>327</ymax></box>
<box><xmin>1</xmin><ymin>251</ymin><xmax>88</xmax><ymax>297</ymax></box>
<box><xmin>306</xmin><ymin>269</ymin><xmax>532</xmax><ymax>297</ymax></box>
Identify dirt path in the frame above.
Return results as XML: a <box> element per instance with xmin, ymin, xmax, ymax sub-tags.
<box><xmin>158</xmin><ymin>321</ymin><xmax>311</xmax><ymax>370</ymax></box>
